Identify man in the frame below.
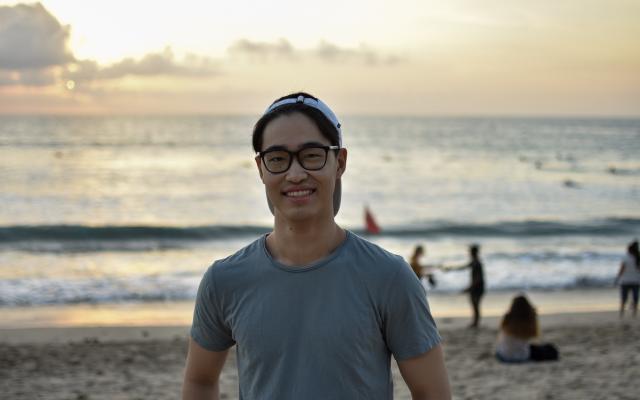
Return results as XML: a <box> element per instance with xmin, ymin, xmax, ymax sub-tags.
<box><xmin>443</xmin><ymin>245</ymin><xmax>485</xmax><ymax>328</ymax></box>
<box><xmin>182</xmin><ymin>93</ymin><xmax>451</xmax><ymax>399</ymax></box>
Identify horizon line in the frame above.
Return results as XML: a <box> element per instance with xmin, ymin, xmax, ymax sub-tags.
<box><xmin>1</xmin><ymin>112</ymin><xmax>639</xmax><ymax>120</ymax></box>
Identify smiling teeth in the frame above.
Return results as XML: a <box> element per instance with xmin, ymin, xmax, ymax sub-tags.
<box><xmin>287</xmin><ymin>190</ymin><xmax>312</xmax><ymax>197</ymax></box>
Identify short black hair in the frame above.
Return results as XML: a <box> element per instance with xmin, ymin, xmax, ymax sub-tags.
<box><xmin>252</xmin><ymin>92</ymin><xmax>341</xmax><ymax>152</ymax></box>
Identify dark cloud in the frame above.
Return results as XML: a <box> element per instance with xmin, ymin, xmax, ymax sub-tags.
<box><xmin>228</xmin><ymin>38</ymin><xmax>400</xmax><ymax>65</ymax></box>
<box><xmin>0</xmin><ymin>3</ymin><xmax>73</xmax><ymax>69</ymax></box>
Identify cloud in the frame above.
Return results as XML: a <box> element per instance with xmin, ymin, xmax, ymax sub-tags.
<box><xmin>64</xmin><ymin>47</ymin><xmax>219</xmax><ymax>85</ymax></box>
<box><xmin>228</xmin><ymin>38</ymin><xmax>401</xmax><ymax>65</ymax></box>
<box><xmin>0</xmin><ymin>70</ymin><xmax>17</xmax><ymax>85</ymax></box>
<box><xmin>315</xmin><ymin>41</ymin><xmax>400</xmax><ymax>65</ymax></box>
<box><xmin>0</xmin><ymin>66</ymin><xmax>58</xmax><ymax>87</ymax></box>
<box><xmin>228</xmin><ymin>38</ymin><xmax>296</xmax><ymax>61</ymax></box>
<box><xmin>0</xmin><ymin>3</ymin><xmax>218</xmax><ymax>88</ymax></box>
<box><xmin>0</xmin><ymin>2</ymin><xmax>73</xmax><ymax>70</ymax></box>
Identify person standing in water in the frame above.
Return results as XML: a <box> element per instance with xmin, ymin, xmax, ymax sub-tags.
<box><xmin>442</xmin><ymin>244</ymin><xmax>485</xmax><ymax>328</ymax></box>
<box><xmin>409</xmin><ymin>245</ymin><xmax>437</xmax><ymax>287</ymax></box>
<box><xmin>182</xmin><ymin>92</ymin><xmax>451</xmax><ymax>399</ymax></box>
<box><xmin>614</xmin><ymin>240</ymin><xmax>640</xmax><ymax>318</ymax></box>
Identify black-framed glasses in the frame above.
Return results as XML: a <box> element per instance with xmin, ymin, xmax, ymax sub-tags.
<box><xmin>258</xmin><ymin>145</ymin><xmax>340</xmax><ymax>174</ymax></box>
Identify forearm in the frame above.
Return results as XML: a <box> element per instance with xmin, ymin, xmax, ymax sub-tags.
<box><xmin>182</xmin><ymin>339</ymin><xmax>229</xmax><ymax>400</ymax></box>
<box><xmin>442</xmin><ymin>264</ymin><xmax>465</xmax><ymax>271</ymax></box>
<box><xmin>399</xmin><ymin>345</ymin><xmax>452</xmax><ymax>400</ymax></box>
<box><xmin>409</xmin><ymin>385</ymin><xmax>451</xmax><ymax>400</ymax></box>
<box><xmin>182</xmin><ymin>380</ymin><xmax>220</xmax><ymax>400</ymax></box>
<box><xmin>409</xmin><ymin>384</ymin><xmax>451</xmax><ymax>400</ymax></box>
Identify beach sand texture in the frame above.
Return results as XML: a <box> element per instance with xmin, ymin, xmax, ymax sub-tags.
<box><xmin>2</xmin><ymin>312</ymin><xmax>639</xmax><ymax>400</ymax></box>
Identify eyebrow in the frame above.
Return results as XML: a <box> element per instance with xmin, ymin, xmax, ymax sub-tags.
<box><xmin>262</xmin><ymin>141</ymin><xmax>327</xmax><ymax>152</ymax></box>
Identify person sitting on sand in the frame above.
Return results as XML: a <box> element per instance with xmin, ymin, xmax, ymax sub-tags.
<box><xmin>495</xmin><ymin>295</ymin><xmax>558</xmax><ymax>363</ymax></box>
<box><xmin>182</xmin><ymin>92</ymin><xmax>451</xmax><ymax>399</ymax></box>
<box><xmin>409</xmin><ymin>244</ymin><xmax>437</xmax><ymax>287</ymax></box>
<box><xmin>614</xmin><ymin>239</ymin><xmax>640</xmax><ymax>318</ymax></box>
<box><xmin>442</xmin><ymin>244</ymin><xmax>485</xmax><ymax>328</ymax></box>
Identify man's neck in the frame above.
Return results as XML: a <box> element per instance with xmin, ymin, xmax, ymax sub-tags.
<box><xmin>267</xmin><ymin>217</ymin><xmax>346</xmax><ymax>267</ymax></box>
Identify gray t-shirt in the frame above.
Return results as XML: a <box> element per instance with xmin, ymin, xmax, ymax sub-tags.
<box><xmin>191</xmin><ymin>231</ymin><xmax>441</xmax><ymax>400</ymax></box>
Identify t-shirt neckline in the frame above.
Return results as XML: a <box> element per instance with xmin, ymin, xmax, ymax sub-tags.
<box><xmin>261</xmin><ymin>230</ymin><xmax>351</xmax><ymax>273</ymax></box>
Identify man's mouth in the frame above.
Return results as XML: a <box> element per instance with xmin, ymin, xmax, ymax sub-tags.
<box><xmin>284</xmin><ymin>189</ymin><xmax>314</xmax><ymax>197</ymax></box>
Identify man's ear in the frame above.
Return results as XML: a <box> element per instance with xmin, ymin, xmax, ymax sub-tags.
<box><xmin>255</xmin><ymin>156</ymin><xmax>265</xmax><ymax>182</ymax></box>
<box><xmin>336</xmin><ymin>148</ymin><xmax>347</xmax><ymax>179</ymax></box>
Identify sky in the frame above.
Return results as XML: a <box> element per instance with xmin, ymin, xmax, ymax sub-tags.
<box><xmin>0</xmin><ymin>0</ymin><xmax>639</xmax><ymax>116</ymax></box>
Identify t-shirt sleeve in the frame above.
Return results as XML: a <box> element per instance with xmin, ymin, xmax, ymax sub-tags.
<box><xmin>190</xmin><ymin>265</ymin><xmax>236</xmax><ymax>351</ymax></box>
<box><xmin>382</xmin><ymin>260</ymin><xmax>442</xmax><ymax>361</ymax></box>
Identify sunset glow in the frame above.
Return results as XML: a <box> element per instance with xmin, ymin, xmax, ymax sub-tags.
<box><xmin>0</xmin><ymin>0</ymin><xmax>638</xmax><ymax>115</ymax></box>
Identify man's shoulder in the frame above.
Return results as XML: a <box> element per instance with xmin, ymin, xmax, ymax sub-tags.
<box><xmin>346</xmin><ymin>231</ymin><xmax>407</xmax><ymax>272</ymax></box>
<box><xmin>208</xmin><ymin>236</ymin><xmax>265</xmax><ymax>274</ymax></box>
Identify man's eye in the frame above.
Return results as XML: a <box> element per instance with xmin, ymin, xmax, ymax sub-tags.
<box><xmin>302</xmin><ymin>149</ymin><xmax>324</xmax><ymax>159</ymax></box>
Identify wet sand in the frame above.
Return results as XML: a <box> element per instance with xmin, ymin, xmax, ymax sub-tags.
<box><xmin>0</xmin><ymin>288</ymin><xmax>620</xmax><ymax>329</ymax></box>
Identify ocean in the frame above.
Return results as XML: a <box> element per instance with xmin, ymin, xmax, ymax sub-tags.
<box><xmin>1</xmin><ymin>115</ymin><xmax>639</xmax><ymax>309</ymax></box>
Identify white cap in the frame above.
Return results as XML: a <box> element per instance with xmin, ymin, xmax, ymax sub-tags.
<box><xmin>264</xmin><ymin>94</ymin><xmax>342</xmax><ymax>147</ymax></box>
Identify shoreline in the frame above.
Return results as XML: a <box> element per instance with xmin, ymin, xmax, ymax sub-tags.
<box><xmin>0</xmin><ymin>287</ymin><xmax>620</xmax><ymax>330</ymax></box>
<box><xmin>0</xmin><ymin>309</ymin><xmax>626</xmax><ymax>344</ymax></box>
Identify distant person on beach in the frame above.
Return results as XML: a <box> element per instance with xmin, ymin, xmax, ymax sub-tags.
<box><xmin>409</xmin><ymin>245</ymin><xmax>437</xmax><ymax>287</ymax></box>
<box><xmin>182</xmin><ymin>92</ymin><xmax>451</xmax><ymax>399</ymax></box>
<box><xmin>442</xmin><ymin>244</ymin><xmax>485</xmax><ymax>328</ymax></box>
<box><xmin>614</xmin><ymin>240</ymin><xmax>640</xmax><ymax>318</ymax></box>
<box><xmin>495</xmin><ymin>295</ymin><xmax>559</xmax><ymax>363</ymax></box>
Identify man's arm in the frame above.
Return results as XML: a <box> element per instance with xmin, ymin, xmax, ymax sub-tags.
<box><xmin>182</xmin><ymin>338</ymin><xmax>229</xmax><ymax>400</ymax></box>
<box><xmin>439</xmin><ymin>263</ymin><xmax>467</xmax><ymax>272</ymax></box>
<box><xmin>397</xmin><ymin>344</ymin><xmax>451</xmax><ymax>400</ymax></box>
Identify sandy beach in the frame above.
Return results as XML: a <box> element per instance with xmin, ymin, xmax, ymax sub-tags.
<box><xmin>2</xmin><ymin>310</ymin><xmax>638</xmax><ymax>400</ymax></box>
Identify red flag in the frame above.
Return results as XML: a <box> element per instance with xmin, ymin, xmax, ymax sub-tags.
<box><xmin>365</xmin><ymin>206</ymin><xmax>381</xmax><ymax>234</ymax></box>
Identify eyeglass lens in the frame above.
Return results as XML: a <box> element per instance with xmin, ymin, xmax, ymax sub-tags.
<box><xmin>263</xmin><ymin>147</ymin><xmax>328</xmax><ymax>173</ymax></box>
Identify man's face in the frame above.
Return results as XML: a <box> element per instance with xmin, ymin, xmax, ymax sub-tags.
<box><xmin>255</xmin><ymin>112</ymin><xmax>346</xmax><ymax>223</ymax></box>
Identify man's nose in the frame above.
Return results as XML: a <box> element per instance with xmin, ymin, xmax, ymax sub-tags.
<box><xmin>285</xmin><ymin>156</ymin><xmax>308</xmax><ymax>182</ymax></box>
